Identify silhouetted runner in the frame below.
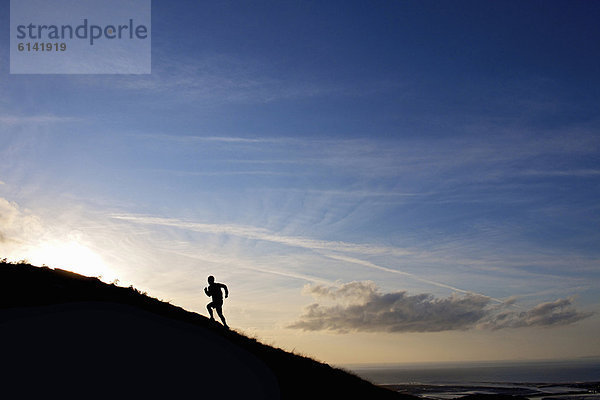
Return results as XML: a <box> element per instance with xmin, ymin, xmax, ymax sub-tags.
<box><xmin>204</xmin><ymin>275</ymin><xmax>229</xmax><ymax>328</ymax></box>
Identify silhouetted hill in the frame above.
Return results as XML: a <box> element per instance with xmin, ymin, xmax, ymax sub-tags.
<box><xmin>0</xmin><ymin>260</ymin><xmax>412</xmax><ymax>400</ymax></box>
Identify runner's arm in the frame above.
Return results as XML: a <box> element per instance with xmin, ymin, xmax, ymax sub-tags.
<box><xmin>222</xmin><ymin>284</ymin><xmax>229</xmax><ymax>298</ymax></box>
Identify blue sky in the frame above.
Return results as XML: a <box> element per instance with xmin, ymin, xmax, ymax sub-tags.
<box><xmin>1</xmin><ymin>0</ymin><xmax>599</xmax><ymax>364</ymax></box>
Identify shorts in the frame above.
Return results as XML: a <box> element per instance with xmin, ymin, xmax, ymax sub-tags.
<box><xmin>208</xmin><ymin>300</ymin><xmax>223</xmax><ymax>310</ymax></box>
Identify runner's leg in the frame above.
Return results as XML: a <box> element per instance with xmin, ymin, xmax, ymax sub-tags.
<box><xmin>216</xmin><ymin>305</ymin><xmax>227</xmax><ymax>327</ymax></box>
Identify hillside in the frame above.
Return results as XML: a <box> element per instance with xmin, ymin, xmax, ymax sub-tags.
<box><xmin>0</xmin><ymin>260</ymin><xmax>413</xmax><ymax>400</ymax></box>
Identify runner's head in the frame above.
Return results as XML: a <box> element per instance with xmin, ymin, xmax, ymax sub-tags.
<box><xmin>208</xmin><ymin>275</ymin><xmax>215</xmax><ymax>284</ymax></box>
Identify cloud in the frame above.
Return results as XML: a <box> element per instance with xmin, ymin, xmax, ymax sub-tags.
<box><xmin>113</xmin><ymin>214</ymin><xmax>502</xmax><ymax>295</ymax></box>
<box><xmin>478</xmin><ymin>297</ymin><xmax>595</xmax><ymax>330</ymax></box>
<box><xmin>110</xmin><ymin>214</ymin><xmax>411</xmax><ymax>256</ymax></box>
<box><xmin>0</xmin><ymin>114</ymin><xmax>78</xmax><ymax>126</ymax></box>
<box><xmin>86</xmin><ymin>52</ymin><xmax>401</xmax><ymax>106</ymax></box>
<box><xmin>135</xmin><ymin>134</ymin><xmax>296</xmax><ymax>145</ymax></box>
<box><xmin>85</xmin><ymin>55</ymin><xmax>331</xmax><ymax>104</ymax></box>
<box><xmin>521</xmin><ymin>169</ymin><xmax>600</xmax><ymax>178</ymax></box>
<box><xmin>134</xmin><ymin>130</ymin><xmax>600</xmax><ymax>188</ymax></box>
<box><xmin>321</xmin><ymin>253</ymin><xmax>502</xmax><ymax>302</ymax></box>
<box><xmin>164</xmin><ymin>248</ymin><xmax>334</xmax><ymax>286</ymax></box>
<box><xmin>110</xmin><ymin>214</ymin><xmax>557</xmax><ymax>302</ymax></box>
<box><xmin>288</xmin><ymin>282</ymin><xmax>593</xmax><ymax>333</ymax></box>
<box><xmin>0</xmin><ymin>197</ymin><xmax>43</xmax><ymax>247</ymax></box>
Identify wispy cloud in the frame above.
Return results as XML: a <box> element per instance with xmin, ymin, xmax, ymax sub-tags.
<box><xmin>320</xmin><ymin>253</ymin><xmax>504</xmax><ymax>302</ymax></box>
<box><xmin>0</xmin><ymin>114</ymin><xmax>78</xmax><ymax>126</ymax></box>
<box><xmin>267</xmin><ymin>188</ymin><xmax>430</xmax><ymax>198</ymax></box>
<box><xmin>134</xmin><ymin>134</ymin><xmax>297</xmax><ymax>144</ymax></box>
<box><xmin>288</xmin><ymin>281</ymin><xmax>593</xmax><ymax>333</ymax></box>
<box><xmin>84</xmin><ymin>53</ymin><xmax>399</xmax><ymax>106</ymax></box>
<box><xmin>109</xmin><ymin>213</ymin><xmax>594</xmax><ymax>300</ymax></box>
<box><xmin>167</xmin><ymin>249</ymin><xmax>333</xmax><ymax>286</ymax></box>
<box><xmin>0</xmin><ymin>197</ymin><xmax>43</xmax><ymax>247</ymax></box>
<box><xmin>145</xmin><ymin>168</ymin><xmax>292</xmax><ymax>177</ymax></box>
<box><xmin>110</xmin><ymin>214</ymin><xmax>411</xmax><ymax>256</ymax></box>
<box><xmin>132</xmin><ymin>129</ymin><xmax>600</xmax><ymax>187</ymax></box>
<box><xmin>521</xmin><ymin>169</ymin><xmax>600</xmax><ymax>178</ymax></box>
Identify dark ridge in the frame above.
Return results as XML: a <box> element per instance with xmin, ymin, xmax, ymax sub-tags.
<box><xmin>0</xmin><ymin>260</ymin><xmax>413</xmax><ymax>400</ymax></box>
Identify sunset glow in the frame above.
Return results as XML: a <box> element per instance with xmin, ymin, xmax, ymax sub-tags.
<box><xmin>27</xmin><ymin>240</ymin><xmax>115</xmax><ymax>282</ymax></box>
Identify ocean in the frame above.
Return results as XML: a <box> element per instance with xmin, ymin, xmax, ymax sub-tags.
<box><xmin>347</xmin><ymin>358</ymin><xmax>600</xmax><ymax>385</ymax></box>
<box><xmin>346</xmin><ymin>358</ymin><xmax>600</xmax><ymax>399</ymax></box>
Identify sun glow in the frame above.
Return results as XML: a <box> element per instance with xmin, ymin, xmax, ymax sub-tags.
<box><xmin>27</xmin><ymin>240</ymin><xmax>115</xmax><ymax>281</ymax></box>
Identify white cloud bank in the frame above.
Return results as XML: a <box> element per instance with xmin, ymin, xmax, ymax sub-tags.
<box><xmin>288</xmin><ymin>281</ymin><xmax>593</xmax><ymax>333</ymax></box>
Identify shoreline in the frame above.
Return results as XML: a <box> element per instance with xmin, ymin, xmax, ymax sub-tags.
<box><xmin>378</xmin><ymin>382</ymin><xmax>600</xmax><ymax>400</ymax></box>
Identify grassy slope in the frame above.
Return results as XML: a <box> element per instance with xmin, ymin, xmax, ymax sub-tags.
<box><xmin>0</xmin><ymin>261</ymin><xmax>412</xmax><ymax>400</ymax></box>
